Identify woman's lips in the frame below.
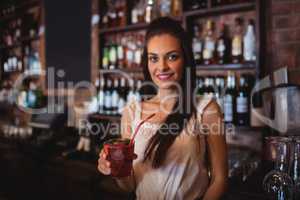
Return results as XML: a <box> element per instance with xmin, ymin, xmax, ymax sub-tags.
<box><xmin>156</xmin><ymin>73</ymin><xmax>174</xmax><ymax>81</ymax></box>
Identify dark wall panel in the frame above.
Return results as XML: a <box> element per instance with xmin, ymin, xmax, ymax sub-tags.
<box><xmin>44</xmin><ymin>0</ymin><xmax>91</xmax><ymax>88</ymax></box>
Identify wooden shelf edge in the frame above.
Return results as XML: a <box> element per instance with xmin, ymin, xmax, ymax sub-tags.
<box><xmin>184</xmin><ymin>2</ymin><xmax>256</xmax><ymax>18</ymax></box>
<box><xmin>99</xmin><ymin>68</ymin><xmax>143</xmax><ymax>74</ymax></box>
<box><xmin>196</xmin><ymin>62</ymin><xmax>256</xmax><ymax>71</ymax></box>
<box><xmin>99</xmin><ymin>23</ymin><xmax>148</xmax><ymax>35</ymax></box>
<box><xmin>89</xmin><ymin>113</ymin><xmax>121</xmax><ymax>121</ymax></box>
<box><xmin>0</xmin><ymin>36</ymin><xmax>41</xmax><ymax>50</ymax></box>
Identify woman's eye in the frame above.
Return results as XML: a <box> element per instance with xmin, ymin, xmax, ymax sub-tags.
<box><xmin>168</xmin><ymin>54</ymin><xmax>179</xmax><ymax>61</ymax></box>
<box><xmin>149</xmin><ymin>56</ymin><xmax>158</xmax><ymax>63</ymax></box>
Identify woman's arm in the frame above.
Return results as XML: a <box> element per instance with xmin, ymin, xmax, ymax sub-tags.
<box><xmin>113</xmin><ymin>105</ymin><xmax>136</xmax><ymax>192</ymax></box>
<box><xmin>202</xmin><ymin>101</ymin><xmax>228</xmax><ymax>200</ymax></box>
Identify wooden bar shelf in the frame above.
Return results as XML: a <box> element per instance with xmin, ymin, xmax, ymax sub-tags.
<box><xmin>89</xmin><ymin>113</ymin><xmax>121</xmax><ymax>121</ymax></box>
<box><xmin>184</xmin><ymin>1</ymin><xmax>256</xmax><ymax>18</ymax></box>
<box><xmin>0</xmin><ymin>36</ymin><xmax>40</xmax><ymax>50</ymax></box>
<box><xmin>99</xmin><ymin>68</ymin><xmax>143</xmax><ymax>74</ymax></box>
<box><xmin>196</xmin><ymin>62</ymin><xmax>256</xmax><ymax>71</ymax></box>
<box><xmin>99</xmin><ymin>23</ymin><xmax>148</xmax><ymax>35</ymax></box>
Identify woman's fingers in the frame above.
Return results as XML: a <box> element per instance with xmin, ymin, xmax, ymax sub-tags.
<box><xmin>97</xmin><ymin>150</ymin><xmax>111</xmax><ymax>175</ymax></box>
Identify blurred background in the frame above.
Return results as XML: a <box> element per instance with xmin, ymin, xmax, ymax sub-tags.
<box><xmin>0</xmin><ymin>0</ymin><xmax>299</xmax><ymax>200</ymax></box>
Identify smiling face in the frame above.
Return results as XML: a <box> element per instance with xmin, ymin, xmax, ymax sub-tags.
<box><xmin>147</xmin><ymin>34</ymin><xmax>184</xmax><ymax>89</ymax></box>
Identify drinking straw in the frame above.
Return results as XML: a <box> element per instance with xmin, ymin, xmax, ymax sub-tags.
<box><xmin>129</xmin><ymin>113</ymin><xmax>155</xmax><ymax>146</ymax></box>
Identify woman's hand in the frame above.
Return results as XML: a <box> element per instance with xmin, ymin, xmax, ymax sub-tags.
<box><xmin>97</xmin><ymin>149</ymin><xmax>111</xmax><ymax>175</ymax></box>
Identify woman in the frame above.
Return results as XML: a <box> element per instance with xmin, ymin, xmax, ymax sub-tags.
<box><xmin>98</xmin><ymin>17</ymin><xmax>228</xmax><ymax>200</ymax></box>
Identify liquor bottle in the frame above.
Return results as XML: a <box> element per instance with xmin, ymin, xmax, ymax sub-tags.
<box><xmin>27</xmin><ymin>82</ymin><xmax>37</xmax><ymax>108</ymax></box>
<box><xmin>216</xmin><ymin>23</ymin><xmax>230</xmax><ymax>64</ymax></box>
<box><xmin>116</xmin><ymin>0</ymin><xmax>126</xmax><ymax>26</ymax></box>
<box><xmin>111</xmin><ymin>79</ymin><xmax>120</xmax><ymax>115</ymax></box>
<box><xmin>126</xmin><ymin>34</ymin><xmax>134</xmax><ymax>68</ymax></box>
<box><xmin>104</xmin><ymin>79</ymin><xmax>112</xmax><ymax>115</ymax></box>
<box><xmin>231</xmin><ymin>17</ymin><xmax>243</xmax><ymax>64</ymax></box>
<box><xmin>159</xmin><ymin>0</ymin><xmax>172</xmax><ymax>17</ymax></box>
<box><xmin>135</xmin><ymin>79</ymin><xmax>142</xmax><ymax>102</ymax></box>
<box><xmin>116</xmin><ymin>34</ymin><xmax>125</xmax><ymax>69</ymax></box>
<box><xmin>131</xmin><ymin>0</ymin><xmax>139</xmax><ymax>24</ymax></box>
<box><xmin>197</xmin><ymin>77</ymin><xmax>205</xmax><ymax>97</ymax></box>
<box><xmin>215</xmin><ymin>76</ymin><xmax>225</xmax><ymax>110</ymax></box>
<box><xmin>127</xmin><ymin>78</ymin><xmax>136</xmax><ymax>102</ymax></box>
<box><xmin>102</xmin><ymin>41</ymin><xmax>109</xmax><ymax>69</ymax></box>
<box><xmin>98</xmin><ymin>78</ymin><xmax>105</xmax><ymax>114</ymax></box>
<box><xmin>145</xmin><ymin>0</ymin><xmax>154</xmax><ymax>23</ymax></box>
<box><xmin>204</xmin><ymin>77</ymin><xmax>214</xmax><ymax>97</ymax></box>
<box><xmin>118</xmin><ymin>77</ymin><xmax>127</xmax><ymax>114</ymax></box>
<box><xmin>108</xmin><ymin>36</ymin><xmax>117</xmax><ymax>69</ymax></box>
<box><xmin>192</xmin><ymin>24</ymin><xmax>203</xmax><ymax>65</ymax></box>
<box><xmin>131</xmin><ymin>34</ymin><xmax>138</xmax><ymax>69</ymax></box>
<box><xmin>119</xmin><ymin>77</ymin><xmax>127</xmax><ymax>100</ymax></box>
<box><xmin>236</xmin><ymin>76</ymin><xmax>249</xmax><ymax>126</ymax></box>
<box><xmin>134</xmin><ymin>33</ymin><xmax>143</xmax><ymax>68</ymax></box>
<box><xmin>14</xmin><ymin>18</ymin><xmax>22</xmax><ymax>43</ymax></box>
<box><xmin>26</xmin><ymin>48</ymin><xmax>41</xmax><ymax>74</ymax></box>
<box><xmin>224</xmin><ymin>72</ymin><xmax>236</xmax><ymax>123</ymax></box>
<box><xmin>203</xmin><ymin>20</ymin><xmax>216</xmax><ymax>65</ymax></box>
<box><xmin>102</xmin><ymin>12</ymin><xmax>109</xmax><ymax>28</ymax></box>
<box><xmin>291</xmin><ymin>139</ymin><xmax>300</xmax><ymax>200</ymax></box>
<box><xmin>171</xmin><ymin>0</ymin><xmax>182</xmax><ymax>17</ymax></box>
<box><xmin>108</xmin><ymin>6</ymin><xmax>117</xmax><ymax>27</ymax></box>
<box><xmin>243</xmin><ymin>19</ymin><xmax>256</xmax><ymax>62</ymax></box>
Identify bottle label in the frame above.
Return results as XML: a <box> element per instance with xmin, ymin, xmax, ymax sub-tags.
<box><xmin>109</xmin><ymin>47</ymin><xmax>117</xmax><ymax>63</ymax></box>
<box><xmin>203</xmin><ymin>40</ymin><xmax>215</xmax><ymax>59</ymax></box>
<box><xmin>237</xmin><ymin>96</ymin><xmax>248</xmax><ymax>113</ymax></box>
<box><xmin>117</xmin><ymin>46</ymin><xmax>124</xmax><ymax>60</ymax></box>
<box><xmin>112</xmin><ymin>92</ymin><xmax>119</xmax><ymax>108</ymax></box>
<box><xmin>232</xmin><ymin>36</ymin><xmax>242</xmax><ymax>56</ymax></box>
<box><xmin>134</xmin><ymin>49</ymin><xmax>142</xmax><ymax>65</ymax></box>
<box><xmin>98</xmin><ymin>90</ymin><xmax>104</xmax><ymax>106</ymax></box>
<box><xmin>131</xmin><ymin>9</ymin><xmax>138</xmax><ymax>24</ymax></box>
<box><xmin>224</xmin><ymin>94</ymin><xmax>233</xmax><ymax>122</ymax></box>
<box><xmin>217</xmin><ymin>39</ymin><xmax>225</xmax><ymax>54</ymax></box>
<box><xmin>244</xmin><ymin>37</ymin><xmax>255</xmax><ymax>61</ymax></box>
<box><xmin>126</xmin><ymin>50</ymin><xmax>134</xmax><ymax>63</ymax></box>
<box><xmin>193</xmin><ymin>40</ymin><xmax>202</xmax><ymax>53</ymax></box>
<box><xmin>102</xmin><ymin>57</ymin><xmax>108</xmax><ymax>68</ymax></box>
<box><xmin>105</xmin><ymin>93</ymin><xmax>112</xmax><ymax>108</ymax></box>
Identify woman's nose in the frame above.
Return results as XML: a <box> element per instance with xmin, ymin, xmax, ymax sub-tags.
<box><xmin>157</xmin><ymin>58</ymin><xmax>169</xmax><ymax>71</ymax></box>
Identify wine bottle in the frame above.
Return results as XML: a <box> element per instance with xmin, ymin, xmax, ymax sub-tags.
<box><xmin>192</xmin><ymin>24</ymin><xmax>203</xmax><ymax>65</ymax></box>
<box><xmin>236</xmin><ymin>76</ymin><xmax>249</xmax><ymax>126</ymax></box>
<box><xmin>231</xmin><ymin>17</ymin><xmax>243</xmax><ymax>64</ymax></box>
<box><xmin>104</xmin><ymin>79</ymin><xmax>112</xmax><ymax>115</ymax></box>
<box><xmin>98</xmin><ymin>78</ymin><xmax>105</xmax><ymax>114</ymax></box>
<box><xmin>215</xmin><ymin>76</ymin><xmax>225</xmax><ymax>110</ymax></box>
<box><xmin>203</xmin><ymin>20</ymin><xmax>216</xmax><ymax>65</ymax></box>
<box><xmin>111</xmin><ymin>79</ymin><xmax>120</xmax><ymax>115</ymax></box>
<box><xmin>145</xmin><ymin>0</ymin><xmax>154</xmax><ymax>23</ymax></box>
<box><xmin>224</xmin><ymin>72</ymin><xmax>236</xmax><ymax>123</ymax></box>
<box><xmin>243</xmin><ymin>19</ymin><xmax>256</xmax><ymax>62</ymax></box>
<box><xmin>216</xmin><ymin>23</ymin><xmax>230</xmax><ymax>64</ymax></box>
<box><xmin>108</xmin><ymin>36</ymin><xmax>117</xmax><ymax>69</ymax></box>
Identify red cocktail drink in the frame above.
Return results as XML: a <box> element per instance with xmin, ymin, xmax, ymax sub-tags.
<box><xmin>103</xmin><ymin>138</ymin><xmax>135</xmax><ymax>177</ymax></box>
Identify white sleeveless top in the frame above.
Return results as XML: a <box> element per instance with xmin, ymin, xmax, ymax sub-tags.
<box><xmin>125</xmin><ymin>98</ymin><xmax>213</xmax><ymax>200</ymax></box>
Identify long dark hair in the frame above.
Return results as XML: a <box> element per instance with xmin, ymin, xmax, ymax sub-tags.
<box><xmin>141</xmin><ymin>17</ymin><xmax>197</xmax><ymax>168</ymax></box>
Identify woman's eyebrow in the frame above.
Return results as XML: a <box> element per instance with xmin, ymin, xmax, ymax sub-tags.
<box><xmin>148</xmin><ymin>50</ymin><xmax>179</xmax><ymax>56</ymax></box>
